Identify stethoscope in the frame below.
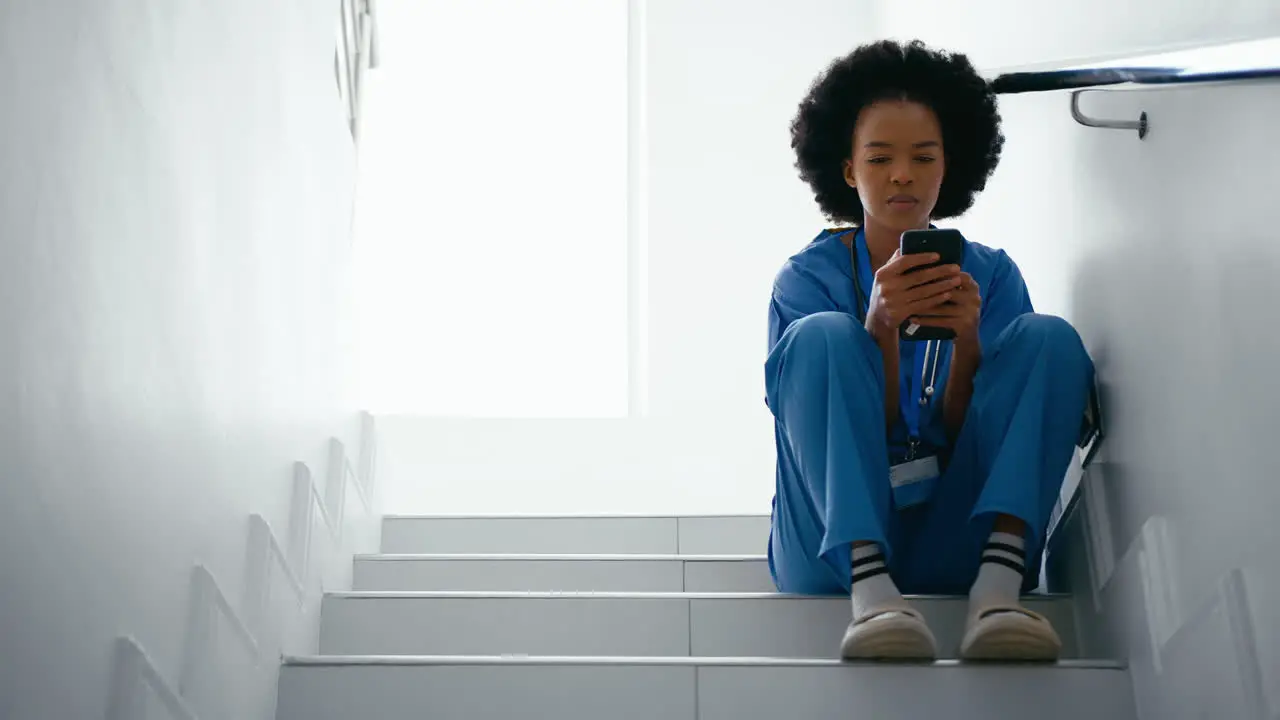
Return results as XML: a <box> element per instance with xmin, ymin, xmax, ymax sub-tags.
<box><xmin>848</xmin><ymin>232</ymin><xmax>943</xmax><ymax>458</ymax></box>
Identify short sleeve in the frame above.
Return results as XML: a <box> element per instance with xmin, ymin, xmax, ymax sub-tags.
<box><xmin>978</xmin><ymin>250</ymin><xmax>1035</xmax><ymax>350</ymax></box>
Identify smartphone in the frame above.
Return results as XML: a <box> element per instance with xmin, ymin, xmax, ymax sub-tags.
<box><xmin>899</xmin><ymin>228</ymin><xmax>966</xmax><ymax>341</ymax></box>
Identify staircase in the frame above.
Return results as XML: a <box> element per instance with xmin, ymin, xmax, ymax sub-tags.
<box><xmin>275</xmin><ymin>514</ymin><xmax>1137</xmax><ymax>719</ymax></box>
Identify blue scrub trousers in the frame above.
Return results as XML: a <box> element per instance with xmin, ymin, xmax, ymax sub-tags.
<box><xmin>765</xmin><ymin>312</ymin><xmax>1094</xmax><ymax>596</ymax></box>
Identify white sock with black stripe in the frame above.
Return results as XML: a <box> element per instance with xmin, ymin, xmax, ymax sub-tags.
<box><xmin>850</xmin><ymin>543</ymin><xmax>904</xmax><ymax>619</ymax></box>
<box><xmin>968</xmin><ymin>532</ymin><xmax>1027</xmax><ymax>611</ymax></box>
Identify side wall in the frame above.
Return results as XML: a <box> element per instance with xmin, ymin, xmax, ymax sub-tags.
<box><xmin>0</xmin><ymin>1</ymin><xmax>373</xmax><ymax>718</ymax></box>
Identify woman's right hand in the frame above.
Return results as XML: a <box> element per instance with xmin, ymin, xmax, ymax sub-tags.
<box><xmin>864</xmin><ymin>250</ymin><xmax>963</xmax><ymax>343</ymax></box>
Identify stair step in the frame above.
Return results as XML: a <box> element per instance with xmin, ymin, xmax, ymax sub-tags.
<box><xmin>319</xmin><ymin>591</ymin><xmax>1079</xmax><ymax>660</ymax></box>
<box><xmin>381</xmin><ymin>514</ymin><xmax>771</xmax><ymax>555</ymax></box>
<box><xmin>277</xmin><ymin>656</ymin><xmax>1133</xmax><ymax>720</ymax></box>
<box><xmin>353</xmin><ymin>553</ymin><xmax>773</xmax><ymax>592</ymax></box>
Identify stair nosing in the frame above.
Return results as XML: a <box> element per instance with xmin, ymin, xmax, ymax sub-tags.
<box><xmin>282</xmin><ymin>654</ymin><xmax>1124</xmax><ymax>670</ymax></box>
<box><xmin>355</xmin><ymin>553</ymin><xmax>768</xmax><ymax>562</ymax></box>
<box><xmin>384</xmin><ymin>513</ymin><xmax>771</xmax><ymax>520</ymax></box>
<box><xmin>326</xmin><ymin>590</ymin><xmax>1073</xmax><ymax>601</ymax></box>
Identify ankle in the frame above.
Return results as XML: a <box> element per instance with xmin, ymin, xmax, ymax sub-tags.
<box><xmin>850</xmin><ymin>543</ymin><xmax>903</xmax><ymax>617</ymax></box>
<box><xmin>968</xmin><ymin>531</ymin><xmax>1026</xmax><ymax>609</ymax></box>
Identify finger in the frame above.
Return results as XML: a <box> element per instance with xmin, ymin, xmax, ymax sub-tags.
<box><xmin>898</xmin><ymin>288</ymin><xmax>954</xmax><ymax>315</ymax></box>
<box><xmin>914</xmin><ymin>304</ymin><xmax>966</xmax><ymax>319</ymax></box>
<box><xmin>901</xmin><ymin>275</ymin><xmax>962</xmax><ymax>303</ymax></box>
<box><xmin>941</xmin><ymin>276</ymin><xmax>980</xmax><ymax>303</ymax></box>
<box><xmin>885</xmin><ymin>252</ymin><xmax>942</xmax><ymax>274</ymax></box>
<box><xmin>937</xmin><ymin>283</ymin><xmax>979</xmax><ymax>304</ymax></box>
<box><xmin>902</xmin><ymin>293</ymin><xmax>954</xmax><ymax>317</ymax></box>
<box><xmin>902</xmin><ymin>264</ymin><xmax>963</xmax><ymax>289</ymax></box>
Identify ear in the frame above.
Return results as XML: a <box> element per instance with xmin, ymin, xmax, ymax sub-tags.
<box><xmin>843</xmin><ymin>158</ymin><xmax>856</xmax><ymax>188</ymax></box>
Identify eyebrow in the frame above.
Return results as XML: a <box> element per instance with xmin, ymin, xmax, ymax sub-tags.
<box><xmin>864</xmin><ymin>140</ymin><xmax>941</xmax><ymax>149</ymax></box>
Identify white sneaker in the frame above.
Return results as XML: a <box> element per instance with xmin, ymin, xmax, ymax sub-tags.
<box><xmin>959</xmin><ymin>604</ymin><xmax>1062</xmax><ymax>661</ymax></box>
<box><xmin>839</xmin><ymin>606</ymin><xmax>938</xmax><ymax>661</ymax></box>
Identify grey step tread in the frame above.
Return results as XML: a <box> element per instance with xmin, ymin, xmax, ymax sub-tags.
<box><xmin>276</xmin><ymin>657</ymin><xmax>1135</xmax><ymax>720</ymax></box>
<box><xmin>284</xmin><ymin>654</ymin><xmax>1122</xmax><ymax>669</ymax></box>
<box><xmin>328</xmin><ymin>590</ymin><xmax>1070</xmax><ymax>600</ymax></box>
<box><xmin>327</xmin><ymin>586</ymin><xmax>1070</xmax><ymax>597</ymax></box>
<box><xmin>356</xmin><ymin>553</ymin><xmax>767</xmax><ymax>560</ymax></box>
<box><xmin>318</xmin><ymin>592</ymin><xmax>1080</xmax><ymax>660</ymax></box>
<box><xmin>353</xmin><ymin>554</ymin><xmax>774</xmax><ymax>592</ymax></box>
<box><xmin>383</xmin><ymin>514</ymin><xmax>772</xmax><ymax>519</ymax></box>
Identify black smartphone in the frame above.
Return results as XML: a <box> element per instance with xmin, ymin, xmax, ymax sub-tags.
<box><xmin>899</xmin><ymin>228</ymin><xmax>965</xmax><ymax>341</ymax></box>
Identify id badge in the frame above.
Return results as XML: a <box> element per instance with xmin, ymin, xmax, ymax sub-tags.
<box><xmin>890</xmin><ymin>456</ymin><xmax>940</xmax><ymax>509</ymax></box>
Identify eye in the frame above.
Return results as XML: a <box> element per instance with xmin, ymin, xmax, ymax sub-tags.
<box><xmin>914</xmin><ymin>155</ymin><xmax>937</xmax><ymax>163</ymax></box>
<box><xmin>868</xmin><ymin>156</ymin><xmax>891</xmax><ymax>164</ymax></box>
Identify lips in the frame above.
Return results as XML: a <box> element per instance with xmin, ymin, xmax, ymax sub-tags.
<box><xmin>888</xmin><ymin>194</ymin><xmax>918</xmax><ymax>206</ymax></box>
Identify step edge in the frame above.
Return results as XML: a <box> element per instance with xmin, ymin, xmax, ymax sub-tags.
<box><xmin>325</xmin><ymin>590</ymin><xmax>1074</xmax><ymax>601</ymax></box>
<box><xmin>355</xmin><ymin>553</ymin><xmax>768</xmax><ymax>562</ymax></box>
<box><xmin>384</xmin><ymin>514</ymin><xmax>771</xmax><ymax>521</ymax></box>
<box><xmin>282</xmin><ymin>654</ymin><xmax>1124</xmax><ymax>670</ymax></box>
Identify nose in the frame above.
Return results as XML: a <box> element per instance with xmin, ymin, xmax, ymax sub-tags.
<box><xmin>890</xmin><ymin>160</ymin><xmax>914</xmax><ymax>186</ymax></box>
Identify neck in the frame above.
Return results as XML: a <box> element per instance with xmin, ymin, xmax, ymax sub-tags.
<box><xmin>863</xmin><ymin>218</ymin><xmax>929</xmax><ymax>270</ymax></box>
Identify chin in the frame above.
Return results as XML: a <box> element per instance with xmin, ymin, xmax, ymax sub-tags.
<box><xmin>876</xmin><ymin>213</ymin><xmax>930</xmax><ymax>234</ymax></box>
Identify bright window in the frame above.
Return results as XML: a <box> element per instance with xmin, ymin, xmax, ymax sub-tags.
<box><xmin>353</xmin><ymin>0</ymin><xmax>630</xmax><ymax>417</ymax></box>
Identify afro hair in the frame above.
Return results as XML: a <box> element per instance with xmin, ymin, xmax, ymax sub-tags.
<box><xmin>791</xmin><ymin>39</ymin><xmax>1004</xmax><ymax>224</ymax></box>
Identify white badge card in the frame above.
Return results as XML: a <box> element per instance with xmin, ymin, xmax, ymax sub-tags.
<box><xmin>889</xmin><ymin>456</ymin><xmax>940</xmax><ymax>509</ymax></box>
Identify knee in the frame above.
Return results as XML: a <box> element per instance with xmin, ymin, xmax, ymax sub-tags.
<box><xmin>996</xmin><ymin>313</ymin><xmax>1094</xmax><ymax>379</ymax></box>
<box><xmin>766</xmin><ymin>311</ymin><xmax>882</xmax><ymax>415</ymax></box>
<box><xmin>1003</xmin><ymin>313</ymin><xmax>1085</xmax><ymax>354</ymax></box>
<box><xmin>782</xmin><ymin>312</ymin><xmax>870</xmax><ymax>356</ymax></box>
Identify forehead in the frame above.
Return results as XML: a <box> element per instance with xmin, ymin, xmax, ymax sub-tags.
<box><xmin>853</xmin><ymin>99</ymin><xmax>942</xmax><ymax>145</ymax></box>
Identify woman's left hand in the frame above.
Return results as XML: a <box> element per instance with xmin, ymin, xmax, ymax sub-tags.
<box><xmin>911</xmin><ymin>272</ymin><xmax>982</xmax><ymax>351</ymax></box>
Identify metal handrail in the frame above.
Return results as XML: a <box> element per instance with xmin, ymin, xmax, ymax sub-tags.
<box><xmin>990</xmin><ymin>56</ymin><xmax>1280</xmax><ymax>141</ymax></box>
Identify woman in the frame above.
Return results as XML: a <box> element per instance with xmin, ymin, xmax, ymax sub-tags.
<box><xmin>765</xmin><ymin>39</ymin><xmax>1094</xmax><ymax>662</ymax></box>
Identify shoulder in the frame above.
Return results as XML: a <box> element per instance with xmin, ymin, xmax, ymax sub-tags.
<box><xmin>962</xmin><ymin>238</ymin><xmax>1024</xmax><ymax>286</ymax></box>
<box><xmin>772</xmin><ymin>228</ymin><xmax>848</xmax><ymax>296</ymax></box>
<box><xmin>963</xmin><ymin>238</ymin><xmax>1017</xmax><ymax>271</ymax></box>
<box><xmin>960</xmin><ymin>236</ymin><xmax>1034</xmax><ymax>315</ymax></box>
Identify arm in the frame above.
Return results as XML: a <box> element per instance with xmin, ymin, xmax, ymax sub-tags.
<box><xmin>863</xmin><ymin>252</ymin><xmax>963</xmax><ymax>432</ymax></box>
<box><xmin>931</xmin><ymin>251</ymin><xmax>1035</xmax><ymax>438</ymax></box>
<box><xmin>770</xmin><ymin>261</ymin><xmax>901</xmax><ymax>432</ymax></box>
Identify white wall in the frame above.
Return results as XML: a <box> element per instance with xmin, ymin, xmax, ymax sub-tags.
<box><xmin>1013</xmin><ymin>79</ymin><xmax>1280</xmax><ymax>720</ymax></box>
<box><xmin>380</xmin><ymin>0</ymin><xmax>878</xmax><ymax>515</ymax></box>
<box><xmin>0</xmin><ymin>2</ymin><xmax>361</xmax><ymax>718</ymax></box>
<box><xmin>983</xmin><ymin>74</ymin><xmax>1280</xmax><ymax>720</ymax></box>
<box><xmin>877</xmin><ymin>3</ymin><xmax>1280</xmax><ymax>717</ymax></box>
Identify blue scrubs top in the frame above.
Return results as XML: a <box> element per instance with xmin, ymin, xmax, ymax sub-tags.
<box><xmin>767</xmin><ymin>227</ymin><xmax>1035</xmax><ymax>458</ymax></box>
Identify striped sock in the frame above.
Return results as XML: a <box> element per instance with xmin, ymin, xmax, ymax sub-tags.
<box><xmin>850</xmin><ymin>543</ymin><xmax>903</xmax><ymax>618</ymax></box>
<box><xmin>968</xmin><ymin>532</ymin><xmax>1027</xmax><ymax>610</ymax></box>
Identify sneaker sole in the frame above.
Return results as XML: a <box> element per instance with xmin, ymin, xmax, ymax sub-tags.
<box><xmin>960</xmin><ymin>617</ymin><xmax>1062</xmax><ymax>662</ymax></box>
<box><xmin>840</xmin><ymin>616</ymin><xmax>938</xmax><ymax>661</ymax></box>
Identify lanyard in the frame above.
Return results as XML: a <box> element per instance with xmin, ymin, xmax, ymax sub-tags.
<box><xmin>846</xmin><ymin>229</ymin><xmax>943</xmax><ymax>458</ymax></box>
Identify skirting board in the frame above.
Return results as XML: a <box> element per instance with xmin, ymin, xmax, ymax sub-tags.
<box><xmin>106</xmin><ymin>637</ymin><xmax>198</xmax><ymax>720</ymax></box>
<box><xmin>107</xmin><ymin>413</ymin><xmax>383</xmax><ymax>720</ymax></box>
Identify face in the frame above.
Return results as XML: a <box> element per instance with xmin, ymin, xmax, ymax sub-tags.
<box><xmin>844</xmin><ymin>99</ymin><xmax>945</xmax><ymax>232</ymax></box>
